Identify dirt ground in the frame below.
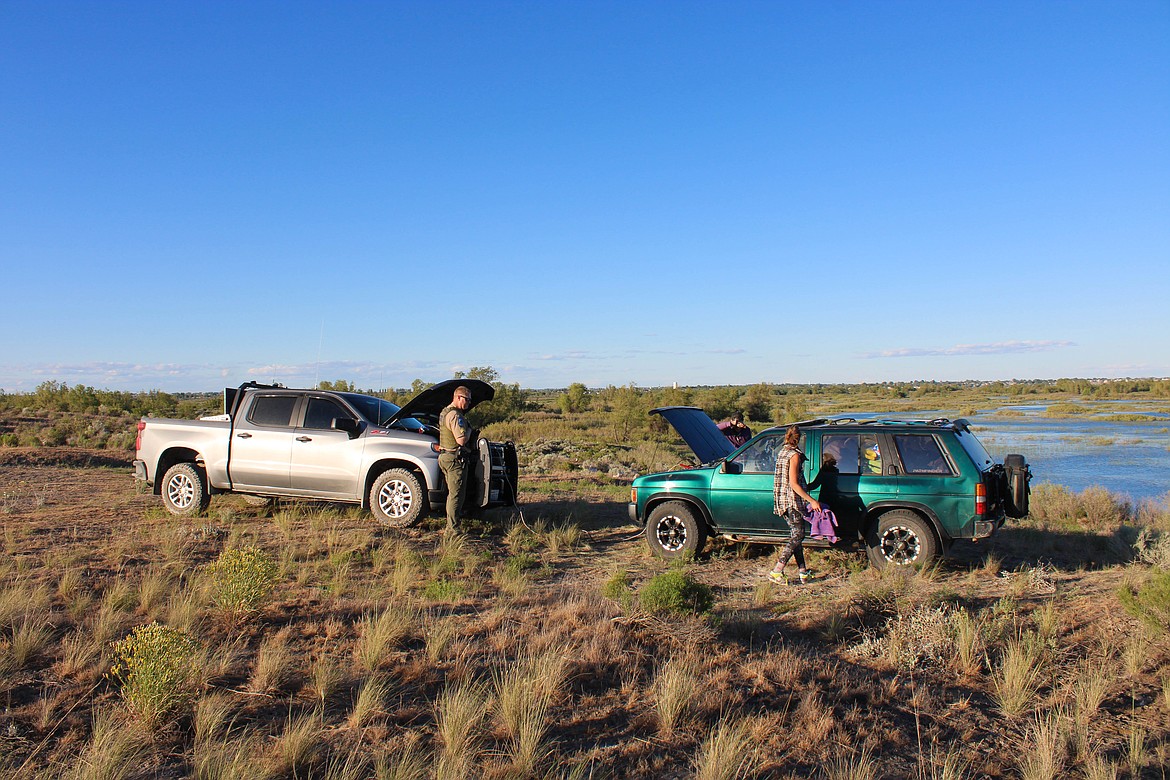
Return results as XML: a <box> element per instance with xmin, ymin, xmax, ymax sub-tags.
<box><xmin>1</xmin><ymin>449</ymin><xmax>1168</xmax><ymax>779</ymax></box>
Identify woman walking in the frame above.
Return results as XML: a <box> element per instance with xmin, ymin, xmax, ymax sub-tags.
<box><xmin>768</xmin><ymin>425</ymin><xmax>821</xmax><ymax>584</ymax></box>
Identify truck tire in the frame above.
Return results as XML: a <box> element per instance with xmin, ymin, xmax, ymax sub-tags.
<box><xmin>370</xmin><ymin>468</ymin><xmax>424</xmax><ymax>528</ymax></box>
<box><xmin>866</xmin><ymin>509</ymin><xmax>938</xmax><ymax>569</ymax></box>
<box><xmin>646</xmin><ymin>501</ymin><xmax>707</xmax><ymax>561</ymax></box>
<box><xmin>161</xmin><ymin>462</ymin><xmax>211</xmax><ymax>517</ymax></box>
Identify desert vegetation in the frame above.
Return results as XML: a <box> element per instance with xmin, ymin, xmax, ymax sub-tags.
<box><xmin>0</xmin><ymin>376</ymin><xmax>1168</xmax><ymax>778</ymax></box>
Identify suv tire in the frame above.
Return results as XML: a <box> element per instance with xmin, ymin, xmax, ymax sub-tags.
<box><xmin>370</xmin><ymin>468</ymin><xmax>425</xmax><ymax>527</ymax></box>
<box><xmin>646</xmin><ymin>501</ymin><xmax>707</xmax><ymax>560</ymax></box>
<box><xmin>866</xmin><ymin>509</ymin><xmax>938</xmax><ymax>569</ymax></box>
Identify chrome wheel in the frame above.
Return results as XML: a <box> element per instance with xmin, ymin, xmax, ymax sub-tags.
<box><xmin>166</xmin><ymin>472</ymin><xmax>195</xmax><ymax>510</ymax></box>
<box><xmin>378</xmin><ymin>478</ymin><xmax>415</xmax><ymax>520</ymax></box>
<box><xmin>654</xmin><ymin>513</ymin><xmax>689</xmax><ymax>552</ymax></box>
<box><xmin>879</xmin><ymin>524</ymin><xmax>922</xmax><ymax>565</ymax></box>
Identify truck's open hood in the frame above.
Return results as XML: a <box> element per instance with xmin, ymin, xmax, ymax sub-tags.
<box><xmin>389</xmin><ymin>379</ymin><xmax>495</xmax><ymax>426</ymax></box>
<box><xmin>651</xmin><ymin>406</ymin><xmax>735</xmax><ymax>465</ymax></box>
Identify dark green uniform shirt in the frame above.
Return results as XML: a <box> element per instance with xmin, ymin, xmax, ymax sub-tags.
<box><xmin>439</xmin><ymin>404</ymin><xmax>471</xmax><ymax>452</ymax></box>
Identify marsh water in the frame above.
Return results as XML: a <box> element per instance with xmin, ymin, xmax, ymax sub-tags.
<box><xmin>851</xmin><ymin>400</ymin><xmax>1170</xmax><ymax>505</ymax></box>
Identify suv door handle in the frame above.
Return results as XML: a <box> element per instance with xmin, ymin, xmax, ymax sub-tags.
<box><xmin>236</xmin><ymin>432</ymin><xmax>252</xmax><ymax>439</ymax></box>
<box><xmin>296</xmin><ymin>436</ymin><xmax>312</xmax><ymax>442</ymax></box>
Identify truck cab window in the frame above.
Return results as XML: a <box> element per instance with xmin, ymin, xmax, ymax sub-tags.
<box><xmin>248</xmin><ymin>395</ymin><xmax>298</xmax><ymax>427</ymax></box>
<box><xmin>303</xmin><ymin>398</ymin><xmax>352</xmax><ymax>430</ymax></box>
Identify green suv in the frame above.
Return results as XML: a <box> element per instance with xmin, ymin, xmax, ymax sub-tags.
<box><xmin>628</xmin><ymin>408</ymin><xmax>1031</xmax><ymax>568</ymax></box>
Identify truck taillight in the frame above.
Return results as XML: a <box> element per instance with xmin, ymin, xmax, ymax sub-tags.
<box><xmin>975</xmin><ymin>482</ymin><xmax>986</xmax><ymax>516</ymax></box>
<box><xmin>431</xmin><ymin>442</ymin><xmax>441</xmax><ymax>453</ymax></box>
<box><xmin>630</xmin><ymin>488</ymin><xmax>637</xmax><ymax>504</ymax></box>
<box><xmin>135</xmin><ymin>420</ymin><xmax>146</xmax><ymax>454</ymax></box>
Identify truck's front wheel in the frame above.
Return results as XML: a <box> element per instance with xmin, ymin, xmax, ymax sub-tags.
<box><xmin>646</xmin><ymin>501</ymin><xmax>707</xmax><ymax>561</ymax></box>
<box><xmin>370</xmin><ymin>469</ymin><xmax>424</xmax><ymax>528</ymax></box>
<box><xmin>161</xmin><ymin>462</ymin><xmax>211</xmax><ymax>517</ymax></box>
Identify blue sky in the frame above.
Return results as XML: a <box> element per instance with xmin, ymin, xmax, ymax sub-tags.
<box><xmin>2</xmin><ymin>1</ymin><xmax>1167</xmax><ymax>393</ymax></box>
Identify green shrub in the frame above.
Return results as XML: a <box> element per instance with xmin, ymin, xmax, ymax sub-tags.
<box><xmin>602</xmin><ymin>570</ymin><xmax>634</xmax><ymax>610</ymax></box>
<box><xmin>111</xmin><ymin>622</ymin><xmax>200</xmax><ymax>728</ymax></box>
<box><xmin>423</xmin><ymin>578</ymin><xmax>466</xmax><ymax>602</ymax></box>
<box><xmin>207</xmin><ymin>546</ymin><xmax>279</xmax><ymax>619</ymax></box>
<box><xmin>639</xmin><ymin>569</ymin><xmax>714</xmax><ymax>615</ymax></box>
<box><xmin>503</xmin><ymin>552</ymin><xmax>539</xmax><ymax>578</ymax></box>
<box><xmin>1119</xmin><ymin>569</ymin><xmax>1170</xmax><ymax>634</ymax></box>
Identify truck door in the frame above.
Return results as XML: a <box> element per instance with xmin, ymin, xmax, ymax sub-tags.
<box><xmin>815</xmin><ymin>431</ymin><xmax>898</xmax><ymax>540</ymax></box>
<box><xmin>707</xmin><ymin>434</ymin><xmax>783</xmax><ymax>534</ymax></box>
<box><xmin>229</xmin><ymin>393</ymin><xmax>297</xmax><ymax>490</ymax></box>
<box><xmin>289</xmin><ymin>395</ymin><xmax>364</xmax><ymax>498</ymax></box>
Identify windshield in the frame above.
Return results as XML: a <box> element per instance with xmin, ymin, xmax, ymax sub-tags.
<box><xmin>339</xmin><ymin>393</ymin><xmax>426</xmax><ymax>431</ymax></box>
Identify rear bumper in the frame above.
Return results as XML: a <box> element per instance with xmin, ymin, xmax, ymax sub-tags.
<box><xmin>628</xmin><ymin>503</ymin><xmax>639</xmax><ymax>524</ymax></box>
<box><xmin>972</xmin><ymin>516</ymin><xmax>1004</xmax><ymax>540</ymax></box>
<box><xmin>133</xmin><ymin>460</ymin><xmax>148</xmax><ymax>482</ymax></box>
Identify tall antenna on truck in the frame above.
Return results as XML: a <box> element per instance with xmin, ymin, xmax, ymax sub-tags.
<box><xmin>314</xmin><ymin>318</ymin><xmax>324</xmax><ymax>388</ymax></box>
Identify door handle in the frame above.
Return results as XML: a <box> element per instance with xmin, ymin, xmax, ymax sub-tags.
<box><xmin>296</xmin><ymin>436</ymin><xmax>312</xmax><ymax>442</ymax></box>
<box><xmin>236</xmin><ymin>432</ymin><xmax>252</xmax><ymax>439</ymax></box>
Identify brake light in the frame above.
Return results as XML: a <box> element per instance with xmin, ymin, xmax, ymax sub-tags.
<box><xmin>135</xmin><ymin>420</ymin><xmax>146</xmax><ymax>454</ymax></box>
<box><xmin>975</xmin><ymin>482</ymin><xmax>986</xmax><ymax>516</ymax></box>
<box><xmin>431</xmin><ymin>443</ymin><xmax>441</xmax><ymax>453</ymax></box>
<box><xmin>630</xmin><ymin>488</ymin><xmax>637</xmax><ymax>504</ymax></box>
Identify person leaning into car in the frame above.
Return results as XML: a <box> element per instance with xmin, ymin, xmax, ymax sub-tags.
<box><xmin>438</xmin><ymin>385</ymin><xmax>474</xmax><ymax>532</ymax></box>
<box><xmin>768</xmin><ymin>425</ymin><xmax>822</xmax><ymax>585</ymax></box>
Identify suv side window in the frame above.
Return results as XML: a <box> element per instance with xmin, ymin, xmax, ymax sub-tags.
<box><xmin>822</xmin><ymin>433</ymin><xmax>861</xmax><ymax>475</ymax></box>
<box><xmin>303</xmin><ymin>397</ymin><xmax>353</xmax><ymax>430</ymax></box>
<box><xmin>893</xmin><ymin>434</ymin><xmax>953</xmax><ymax>475</ymax></box>
<box><xmin>861</xmin><ymin>434</ymin><xmax>883</xmax><ymax>474</ymax></box>
<box><xmin>730</xmin><ymin>435</ymin><xmax>780</xmax><ymax>474</ymax></box>
<box><xmin>248</xmin><ymin>395</ymin><xmax>298</xmax><ymax>427</ymax></box>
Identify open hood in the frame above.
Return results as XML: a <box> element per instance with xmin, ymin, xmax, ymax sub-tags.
<box><xmin>651</xmin><ymin>406</ymin><xmax>735</xmax><ymax>465</ymax></box>
<box><xmin>389</xmin><ymin>379</ymin><xmax>495</xmax><ymax>426</ymax></box>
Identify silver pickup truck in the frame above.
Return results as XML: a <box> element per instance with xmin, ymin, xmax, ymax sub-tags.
<box><xmin>133</xmin><ymin>380</ymin><xmax>518</xmax><ymax>526</ymax></box>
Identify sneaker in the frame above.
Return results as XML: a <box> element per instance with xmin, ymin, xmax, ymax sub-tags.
<box><xmin>798</xmin><ymin>569</ymin><xmax>814</xmax><ymax>584</ymax></box>
<box><xmin>766</xmin><ymin>570</ymin><xmax>786</xmax><ymax>584</ymax></box>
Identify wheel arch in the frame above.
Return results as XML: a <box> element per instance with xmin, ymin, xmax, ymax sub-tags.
<box><xmin>643</xmin><ymin>492</ymin><xmax>714</xmax><ymax>531</ymax></box>
<box><xmin>363</xmin><ymin>458</ymin><xmax>429</xmax><ymax>510</ymax></box>
<box><xmin>864</xmin><ymin>502</ymin><xmax>948</xmax><ymax>547</ymax></box>
<box><xmin>154</xmin><ymin>447</ymin><xmax>203</xmax><ymax>496</ymax></box>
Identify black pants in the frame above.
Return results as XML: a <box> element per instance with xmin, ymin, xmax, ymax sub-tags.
<box><xmin>776</xmin><ymin>507</ymin><xmax>806</xmax><ymax>570</ymax></box>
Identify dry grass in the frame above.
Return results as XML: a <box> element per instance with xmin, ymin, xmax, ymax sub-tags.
<box><xmin>355</xmin><ymin>603</ymin><xmax>418</xmax><ymax>672</ymax></box>
<box><xmin>1</xmin><ymin>455</ymin><xmax>1168</xmax><ymax>779</ymax></box>
<box><xmin>651</xmin><ymin>654</ymin><xmax>701</xmax><ymax>737</ymax></box>
<box><xmin>992</xmin><ymin>633</ymin><xmax>1045</xmax><ymax>719</ymax></box>
<box><xmin>692</xmin><ymin>715</ymin><xmax>756</xmax><ymax>780</ymax></box>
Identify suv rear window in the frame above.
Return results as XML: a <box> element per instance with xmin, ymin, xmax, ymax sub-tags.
<box><xmin>954</xmin><ymin>428</ymin><xmax>993</xmax><ymax>470</ymax></box>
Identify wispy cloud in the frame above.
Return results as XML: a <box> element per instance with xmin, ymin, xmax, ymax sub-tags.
<box><xmin>861</xmin><ymin>340</ymin><xmax>1076</xmax><ymax>359</ymax></box>
<box><xmin>530</xmin><ymin>351</ymin><xmax>608</xmax><ymax>361</ymax></box>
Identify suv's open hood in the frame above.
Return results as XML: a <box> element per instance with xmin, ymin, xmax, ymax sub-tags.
<box><xmin>389</xmin><ymin>379</ymin><xmax>495</xmax><ymax>426</ymax></box>
<box><xmin>651</xmin><ymin>406</ymin><xmax>735</xmax><ymax>465</ymax></box>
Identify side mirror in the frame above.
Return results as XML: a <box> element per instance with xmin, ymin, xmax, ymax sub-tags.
<box><xmin>332</xmin><ymin>417</ymin><xmax>363</xmax><ymax>439</ymax></box>
<box><xmin>721</xmin><ymin>460</ymin><xmax>742</xmax><ymax>475</ymax></box>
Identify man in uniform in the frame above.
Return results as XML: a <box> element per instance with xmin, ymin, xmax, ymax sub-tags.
<box><xmin>438</xmin><ymin>385</ymin><xmax>474</xmax><ymax>532</ymax></box>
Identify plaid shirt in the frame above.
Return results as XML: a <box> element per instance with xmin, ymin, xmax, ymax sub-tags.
<box><xmin>773</xmin><ymin>445</ymin><xmax>808</xmax><ymax>515</ymax></box>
